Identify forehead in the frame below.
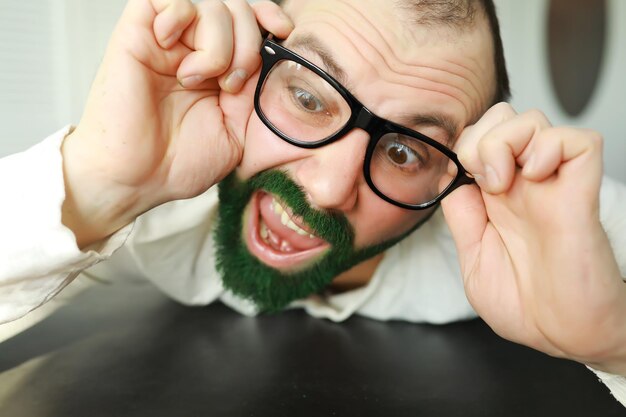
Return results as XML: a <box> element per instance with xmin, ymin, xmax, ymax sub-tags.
<box><xmin>282</xmin><ymin>0</ymin><xmax>496</xmax><ymax>134</ymax></box>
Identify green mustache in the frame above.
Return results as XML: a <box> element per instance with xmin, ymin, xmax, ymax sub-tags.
<box><xmin>224</xmin><ymin>169</ymin><xmax>354</xmax><ymax>248</ymax></box>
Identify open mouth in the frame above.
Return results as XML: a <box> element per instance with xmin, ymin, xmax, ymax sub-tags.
<box><xmin>244</xmin><ymin>191</ymin><xmax>330</xmax><ymax>270</ymax></box>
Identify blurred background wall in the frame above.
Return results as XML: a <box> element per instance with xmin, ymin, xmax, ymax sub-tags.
<box><xmin>0</xmin><ymin>0</ymin><xmax>127</xmax><ymax>155</ymax></box>
<box><xmin>1</xmin><ymin>0</ymin><xmax>624</xmax><ymax>181</ymax></box>
<box><xmin>495</xmin><ymin>0</ymin><xmax>626</xmax><ymax>182</ymax></box>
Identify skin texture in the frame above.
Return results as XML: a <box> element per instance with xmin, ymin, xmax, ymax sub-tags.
<box><xmin>60</xmin><ymin>0</ymin><xmax>626</xmax><ymax>375</ymax></box>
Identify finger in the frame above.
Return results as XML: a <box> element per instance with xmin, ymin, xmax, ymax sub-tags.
<box><xmin>152</xmin><ymin>0</ymin><xmax>197</xmax><ymax>49</ymax></box>
<box><xmin>440</xmin><ymin>175</ymin><xmax>487</xmax><ymax>273</ymax></box>
<box><xmin>522</xmin><ymin>127</ymin><xmax>603</xmax><ymax>182</ymax></box>
<box><xmin>252</xmin><ymin>1</ymin><xmax>295</xmax><ymax>39</ymax></box>
<box><xmin>217</xmin><ymin>0</ymin><xmax>263</xmax><ymax>93</ymax></box>
<box><xmin>455</xmin><ymin>102</ymin><xmax>517</xmax><ymax>178</ymax></box>
<box><xmin>474</xmin><ymin>109</ymin><xmax>551</xmax><ymax>194</ymax></box>
<box><xmin>177</xmin><ymin>0</ymin><xmax>235</xmax><ymax>88</ymax></box>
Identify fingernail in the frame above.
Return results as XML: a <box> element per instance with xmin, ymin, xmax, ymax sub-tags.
<box><xmin>224</xmin><ymin>69</ymin><xmax>248</xmax><ymax>92</ymax></box>
<box><xmin>179</xmin><ymin>75</ymin><xmax>205</xmax><ymax>88</ymax></box>
<box><xmin>162</xmin><ymin>30</ymin><xmax>182</xmax><ymax>48</ymax></box>
<box><xmin>485</xmin><ymin>164</ymin><xmax>500</xmax><ymax>189</ymax></box>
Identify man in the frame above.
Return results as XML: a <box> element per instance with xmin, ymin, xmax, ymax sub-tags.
<box><xmin>1</xmin><ymin>0</ymin><xmax>626</xmax><ymax>405</ymax></box>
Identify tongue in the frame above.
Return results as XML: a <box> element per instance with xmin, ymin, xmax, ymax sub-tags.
<box><xmin>258</xmin><ymin>194</ymin><xmax>327</xmax><ymax>251</ymax></box>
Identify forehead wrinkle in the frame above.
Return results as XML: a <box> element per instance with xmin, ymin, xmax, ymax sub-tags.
<box><xmin>306</xmin><ymin>6</ymin><xmax>481</xmax><ymax>122</ymax></box>
<box><xmin>285</xmin><ymin>29</ymin><xmax>465</xmax><ymax>143</ymax></box>
<box><xmin>388</xmin><ymin>3</ymin><xmax>491</xmax><ymax>112</ymax></box>
<box><xmin>361</xmin><ymin>2</ymin><xmax>491</xmax><ymax>119</ymax></box>
<box><xmin>442</xmin><ymin>54</ymin><xmax>493</xmax><ymax>117</ymax></box>
<box><xmin>373</xmin><ymin>38</ymin><xmax>488</xmax><ymax>121</ymax></box>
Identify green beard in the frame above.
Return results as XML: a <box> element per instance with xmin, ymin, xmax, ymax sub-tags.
<box><xmin>214</xmin><ymin>170</ymin><xmax>417</xmax><ymax>313</ymax></box>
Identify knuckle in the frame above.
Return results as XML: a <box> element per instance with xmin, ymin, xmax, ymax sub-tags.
<box><xmin>586</xmin><ymin>129</ymin><xmax>604</xmax><ymax>152</ymax></box>
<box><xmin>541</xmin><ymin>127</ymin><xmax>604</xmax><ymax>152</ymax></box>
<box><xmin>164</xmin><ymin>0</ymin><xmax>195</xmax><ymax>22</ymax></box>
<box><xmin>587</xmin><ymin>129</ymin><xmax>604</xmax><ymax>144</ymax></box>
<box><xmin>491</xmin><ymin>101</ymin><xmax>512</xmax><ymax>112</ymax></box>
<box><xmin>228</xmin><ymin>0</ymin><xmax>250</xmax><ymax>9</ymax></box>
<box><xmin>476</xmin><ymin>133</ymin><xmax>493</xmax><ymax>156</ymax></box>
<box><xmin>523</xmin><ymin>107</ymin><xmax>544</xmax><ymax>118</ymax></box>
<box><xmin>479</xmin><ymin>128</ymin><xmax>501</xmax><ymax>148</ymax></box>
<box><xmin>522</xmin><ymin>108</ymin><xmax>550</xmax><ymax>126</ymax></box>
<box><xmin>537</xmin><ymin>128</ymin><xmax>568</xmax><ymax>151</ymax></box>
<box><xmin>252</xmin><ymin>0</ymin><xmax>280</xmax><ymax>11</ymax></box>
<box><xmin>490</xmin><ymin>102</ymin><xmax>516</xmax><ymax>121</ymax></box>
<box><xmin>179</xmin><ymin>0</ymin><xmax>195</xmax><ymax>15</ymax></box>
<box><xmin>236</xmin><ymin>44</ymin><xmax>262</xmax><ymax>64</ymax></box>
<box><xmin>537</xmin><ymin>127</ymin><xmax>560</xmax><ymax>143</ymax></box>
<box><xmin>197</xmin><ymin>0</ymin><xmax>229</xmax><ymax>15</ymax></box>
<box><xmin>210</xmin><ymin>53</ymin><xmax>232</xmax><ymax>72</ymax></box>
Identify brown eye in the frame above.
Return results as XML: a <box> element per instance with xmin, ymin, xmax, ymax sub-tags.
<box><xmin>376</xmin><ymin>134</ymin><xmax>426</xmax><ymax>173</ymax></box>
<box><xmin>290</xmin><ymin>88</ymin><xmax>324</xmax><ymax>112</ymax></box>
<box><xmin>383</xmin><ymin>141</ymin><xmax>417</xmax><ymax>167</ymax></box>
<box><xmin>387</xmin><ymin>146</ymin><xmax>408</xmax><ymax>165</ymax></box>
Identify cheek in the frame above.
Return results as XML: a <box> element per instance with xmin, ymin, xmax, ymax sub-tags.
<box><xmin>237</xmin><ymin>114</ymin><xmax>305</xmax><ymax>180</ymax></box>
<box><xmin>351</xmin><ymin>195</ymin><xmax>428</xmax><ymax>248</ymax></box>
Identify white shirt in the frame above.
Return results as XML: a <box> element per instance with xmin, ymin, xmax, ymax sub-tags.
<box><xmin>2</xmin><ymin>126</ymin><xmax>626</xmax><ymax>404</ymax></box>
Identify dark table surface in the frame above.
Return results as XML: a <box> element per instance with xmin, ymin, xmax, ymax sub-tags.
<box><xmin>0</xmin><ymin>282</ymin><xmax>624</xmax><ymax>417</ymax></box>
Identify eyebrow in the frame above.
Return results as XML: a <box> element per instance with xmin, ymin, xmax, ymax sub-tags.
<box><xmin>284</xmin><ymin>34</ymin><xmax>459</xmax><ymax>147</ymax></box>
<box><xmin>285</xmin><ymin>34</ymin><xmax>354</xmax><ymax>91</ymax></box>
<box><xmin>397</xmin><ymin>113</ymin><xmax>460</xmax><ymax>146</ymax></box>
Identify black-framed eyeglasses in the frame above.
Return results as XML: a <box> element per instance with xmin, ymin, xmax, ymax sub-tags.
<box><xmin>254</xmin><ymin>35</ymin><xmax>474</xmax><ymax>210</ymax></box>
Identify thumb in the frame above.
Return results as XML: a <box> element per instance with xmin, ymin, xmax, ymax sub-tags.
<box><xmin>440</xmin><ymin>174</ymin><xmax>487</xmax><ymax>265</ymax></box>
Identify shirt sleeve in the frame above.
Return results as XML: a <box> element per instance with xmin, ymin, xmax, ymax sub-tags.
<box><xmin>0</xmin><ymin>127</ymin><xmax>132</xmax><ymax>324</ymax></box>
<box><xmin>586</xmin><ymin>176</ymin><xmax>626</xmax><ymax>406</ymax></box>
<box><xmin>587</xmin><ymin>367</ymin><xmax>626</xmax><ymax>406</ymax></box>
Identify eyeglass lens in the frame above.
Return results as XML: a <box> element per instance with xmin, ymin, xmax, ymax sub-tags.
<box><xmin>258</xmin><ymin>59</ymin><xmax>458</xmax><ymax>206</ymax></box>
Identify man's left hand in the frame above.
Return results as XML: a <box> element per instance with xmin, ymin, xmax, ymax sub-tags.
<box><xmin>441</xmin><ymin>102</ymin><xmax>626</xmax><ymax>375</ymax></box>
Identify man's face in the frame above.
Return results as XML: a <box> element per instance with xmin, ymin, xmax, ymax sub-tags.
<box><xmin>216</xmin><ymin>0</ymin><xmax>495</xmax><ymax>310</ymax></box>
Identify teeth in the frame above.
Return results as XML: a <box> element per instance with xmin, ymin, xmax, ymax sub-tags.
<box><xmin>260</xmin><ymin>221</ymin><xmax>269</xmax><ymax>241</ymax></box>
<box><xmin>280</xmin><ymin>240</ymin><xmax>294</xmax><ymax>253</ymax></box>
<box><xmin>272</xmin><ymin>197</ymin><xmax>316</xmax><ymax>238</ymax></box>
<box><xmin>273</xmin><ymin>198</ymin><xmax>282</xmax><ymax>214</ymax></box>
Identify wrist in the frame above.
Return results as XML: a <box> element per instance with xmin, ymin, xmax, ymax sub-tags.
<box><xmin>583</xmin><ymin>284</ymin><xmax>626</xmax><ymax>376</ymax></box>
<box><xmin>60</xmin><ymin>129</ymin><xmax>148</xmax><ymax>248</ymax></box>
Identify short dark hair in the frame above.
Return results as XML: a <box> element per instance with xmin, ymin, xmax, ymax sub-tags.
<box><xmin>392</xmin><ymin>0</ymin><xmax>510</xmax><ymax>105</ymax></box>
<box><xmin>274</xmin><ymin>0</ymin><xmax>510</xmax><ymax>106</ymax></box>
<box><xmin>477</xmin><ymin>0</ymin><xmax>510</xmax><ymax>104</ymax></box>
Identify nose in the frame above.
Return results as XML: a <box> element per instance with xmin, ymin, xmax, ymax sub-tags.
<box><xmin>295</xmin><ymin>129</ymin><xmax>369</xmax><ymax>212</ymax></box>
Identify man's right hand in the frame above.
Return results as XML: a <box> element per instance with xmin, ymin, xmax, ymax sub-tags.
<box><xmin>60</xmin><ymin>0</ymin><xmax>293</xmax><ymax>247</ymax></box>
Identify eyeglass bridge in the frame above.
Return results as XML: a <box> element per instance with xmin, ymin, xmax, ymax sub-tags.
<box><xmin>353</xmin><ymin>107</ymin><xmax>384</xmax><ymax>135</ymax></box>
